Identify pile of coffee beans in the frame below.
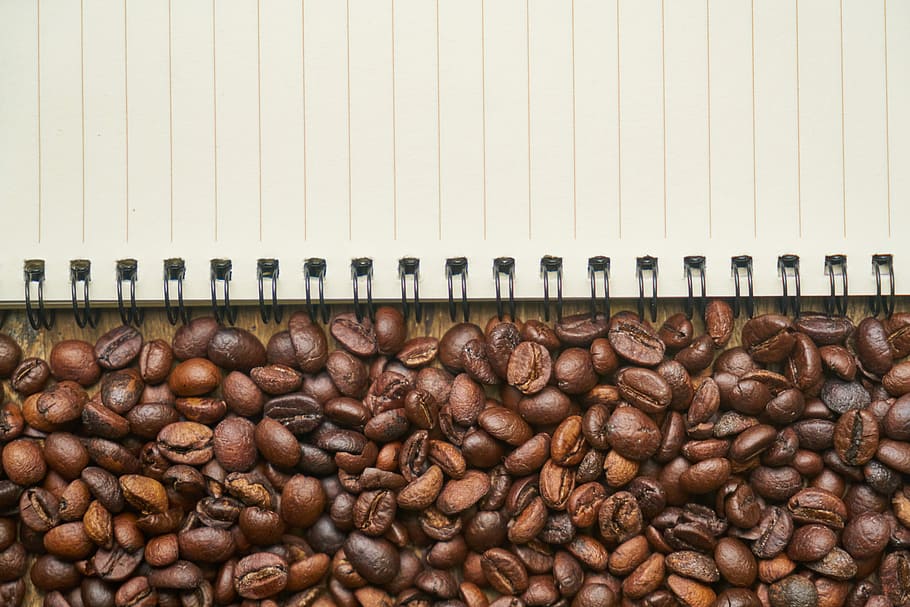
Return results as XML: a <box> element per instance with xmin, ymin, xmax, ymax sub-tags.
<box><xmin>1</xmin><ymin>303</ymin><xmax>910</xmax><ymax>607</ymax></box>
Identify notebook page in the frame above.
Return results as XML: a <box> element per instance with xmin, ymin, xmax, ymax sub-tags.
<box><xmin>0</xmin><ymin>0</ymin><xmax>907</xmax><ymax>304</ymax></box>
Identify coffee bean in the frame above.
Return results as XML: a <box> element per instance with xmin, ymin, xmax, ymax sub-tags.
<box><xmin>167</xmin><ymin>358</ymin><xmax>220</xmax><ymax>397</ymax></box>
<box><xmin>280</xmin><ymin>475</ymin><xmax>325</xmax><ymax>528</ymax></box>
<box><xmin>666</xmin><ymin>550</ymin><xmax>720</xmax><ymax>584</ymax></box>
<box><xmin>679</xmin><ymin>458</ymin><xmax>731</xmax><ymax>494</ymax></box>
<box><xmin>616</xmin><ymin>367</ymin><xmax>672</xmax><ymax>413</ymax></box>
<box><xmin>833</xmin><ymin>409</ymin><xmax>879</xmax><ymax>466</ymax></box>
<box><xmin>50</xmin><ymin>339</ymin><xmax>101</xmax><ymax>386</ymax></box>
<box><xmin>478</xmin><ymin>406</ymin><xmax>533</xmax><ymax>447</ymax></box>
<box><xmin>2</xmin><ymin>439</ymin><xmax>45</xmax><ymax>486</ymax></box>
<box><xmin>344</xmin><ymin>531</ymin><xmax>400</xmax><ymax>585</ymax></box>
<box><xmin>397</xmin><ymin>336</ymin><xmax>440</xmax><ymax>369</ymax></box>
<box><xmin>842</xmin><ymin>511</ymin><xmax>889</xmax><ymax>559</ymax></box>
<box><xmin>330</xmin><ymin>312</ymin><xmax>378</xmax><ymax>357</ymax></box>
<box><xmin>11</xmin><ymin>356</ymin><xmax>50</xmax><ymax>395</ymax></box>
<box><xmin>156</xmin><ymin>422</ymin><xmax>213</xmax><ymax>466</ymax></box>
<box><xmin>605</xmin><ymin>406</ymin><xmax>661</xmax><ymax>461</ymax></box>
<box><xmin>255</xmin><ymin>417</ymin><xmax>301</xmax><ymax>469</ymax></box>
<box><xmin>667</xmin><ymin>573</ymin><xmax>717</xmax><ymax>607</ymax></box>
<box><xmin>177</xmin><ymin>526</ymin><xmax>236</xmax><ymax>563</ymax></box>
<box><xmin>95</xmin><ymin>325</ymin><xmax>143</xmax><ymax>370</ymax></box>
<box><xmin>769</xmin><ymin>575</ymin><xmax>818</xmax><ymax>607</ymax></box>
<box><xmin>741</xmin><ymin>315</ymin><xmax>796</xmax><ymax>363</ymax></box>
<box><xmin>438</xmin><ymin>323</ymin><xmax>485</xmax><ymax>371</ymax></box>
<box><xmin>507</xmin><ymin>341</ymin><xmax>552</xmax><ymax>395</ymax></box>
<box><xmin>785</xmin><ymin>332</ymin><xmax>822</xmax><ymax>391</ymax></box>
<box><xmin>608</xmin><ymin>316</ymin><xmax>665</xmax><ymax>367</ymax></box>
<box><xmin>820</xmin><ymin>378</ymin><xmax>871</xmax><ymax>414</ymax></box>
<box><xmin>207</xmin><ymin>327</ymin><xmax>267</xmax><ymax>372</ymax></box>
<box><xmin>481</xmin><ymin>548</ymin><xmax>529</xmax><ymax>594</ymax></box>
<box><xmin>856</xmin><ymin>317</ymin><xmax>893</xmax><ymax>375</ymax></box>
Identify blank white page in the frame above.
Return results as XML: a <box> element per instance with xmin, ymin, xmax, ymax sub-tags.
<box><xmin>0</xmin><ymin>0</ymin><xmax>907</xmax><ymax>304</ymax></box>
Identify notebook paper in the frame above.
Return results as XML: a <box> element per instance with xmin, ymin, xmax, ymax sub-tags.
<box><xmin>0</xmin><ymin>0</ymin><xmax>907</xmax><ymax>304</ymax></box>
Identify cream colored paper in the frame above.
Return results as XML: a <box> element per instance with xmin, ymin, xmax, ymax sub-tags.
<box><xmin>0</xmin><ymin>0</ymin><xmax>906</xmax><ymax>303</ymax></box>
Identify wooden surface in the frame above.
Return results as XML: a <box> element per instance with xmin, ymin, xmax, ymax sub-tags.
<box><xmin>8</xmin><ymin>295</ymin><xmax>907</xmax><ymax>606</ymax></box>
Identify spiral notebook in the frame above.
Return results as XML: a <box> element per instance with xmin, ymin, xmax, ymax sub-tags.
<box><xmin>0</xmin><ymin>0</ymin><xmax>907</xmax><ymax>306</ymax></box>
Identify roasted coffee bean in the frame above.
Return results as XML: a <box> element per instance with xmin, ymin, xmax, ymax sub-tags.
<box><xmin>95</xmin><ymin>325</ymin><xmax>143</xmax><ymax>370</ymax></box>
<box><xmin>820</xmin><ymin>378</ymin><xmax>871</xmax><ymax>414</ymax></box>
<box><xmin>50</xmin><ymin>339</ymin><xmax>102</xmax><ymax>386</ymax></box>
<box><xmin>398</xmin><ymin>336</ymin><xmax>440</xmax><ymax>369</ymax></box>
<box><xmin>742</xmin><ymin>315</ymin><xmax>796</xmax><ymax>363</ymax></box>
<box><xmin>168</xmin><ymin>358</ymin><xmax>220</xmax><ymax>397</ymax></box>
<box><xmin>263</xmin><ymin>393</ymin><xmax>323</xmax><ymax>436</ymax></box>
<box><xmin>11</xmin><ymin>356</ymin><xmax>50</xmax><ymax>395</ymax></box>
<box><xmin>856</xmin><ymin>317</ymin><xmax>894</xmax><ymax>375</ymax></box>
<box><xmin>608</xmin><ymin>316</ymin><xmax>665</xmax><ymax>366</ymax></box>
<box><xmin>833</xmin><ymin>408</ymin><xmax>879</xmax><ymax>465</ymax></box>
<box><xmin>605</xmin><ymin>406</ymin><xmax>660</xmax><ymax>461</ymax></box>
<box><xmin>507</xmin><ymin>342</ymin><xmax>552</xmax><ymax>395</ymax></box>
<box><xmin>397</xmin><ymin>465</ymin><xmax>443</xmax><ymax>510</ymax></box>
<box><xmin>207</xmin><ymin>327</ymin><xmax>267</xmax><ymax>372</ymax></box>
<box><xmin>553</xmin><ymin>348</ymin><xmax>597</xmax><ymax>394</ymax></box>
<box><xmin>478</xmin><ymin>406</ymin><xmax>533</xmax><ymax>446</ymax></box>
<box><xmin>481</xmin><ymin>548</ymin><xmax>529</xmax><ymax>595</ymax></box>
<box><xmin>616</xmin><ymin>367</ymin><xmax>672</xmax><ymax>413</ymax></box>
<box><xmin>2</xmin><ymin>438</ymin><xmax>45</xmax><ymax>486</ymax></box>
<box><xmin>157</xmin><ymin>422</ymin><xmax>214</xmax><ymax>466</ymax></box>
<box><xmin>329</xmin><ymin>312</ymin><xmax>378</xmax><ymax>358</ymax></box>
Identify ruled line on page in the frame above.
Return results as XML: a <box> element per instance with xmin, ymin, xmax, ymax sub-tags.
<box><xmin>481</xmin><ymin>0</ymin><xmax>487</xmax><ymax>240</ymax></box>
<box><xmin>435</xmin><ymin>0</ymin><xmax>441</xmax><ymax>240</ymax></box>
<box><xmin>37</xmin><ymin>0</ymin><xmax>42</xmax><ymax>243</ymax></box>
<box><xmin>526</xmin><ymin>0</ymin><xmax>531</xmax><ymax>240</ymax></box>
<box><xmin>257</xmin><ymin>0</ymin><xmax>263</xmax><ymax>242</ymax></box>
<box><xmin>391</xmin><ymin>0</ymin><xmax>398</xmax><ymax>240</ymax></box>
<box><xmin>302</xmin><ymin>0</ymin><xmax>308</xmax><ymax>240</ymax></box>
<box><xmin>124</xmin><ymin>0</ymin><xmax>131</xmax><ymax>243</ymax></box>
<box><xmin>570</xmin><ymin>0</ymin><xmax>577</xmax><ymax>240</ymax></box>
<box><xmin>884</xmin><ymin>0</ymin><xmax>892</xmax><ymax>237</ymax></box>
<box><xmin>839</xmin><ymin>0</ymin><xmax>847</xmax><ymax>238</ymax></box>
<box><xmin>616</xmin><ymin>0</ymin><xmax>622</xmax><ymax>238</ymax></box>
<box><xmin>212</xmin><ymin>0</ymin><xmax>218</xmax><ymax>241</ymax></box>
<box><xmin>751</xmin><ymin>0</ymin><xmax>757</xmax><ymax>237</ymax></box>
<box><xmin>795</xmin><ymin>0</ymin><xmax>802</xmax><ymax>238</ymax></box>
<box><xmin>346</xmin><ymin>0</ymin><xmax>352</xmax><ymax>240</ymax></box>
<box><xmin>660</xmin><ymin>0</ymin><xmax>667</xmax><ymax>239</ymax></box>
<box><xmin>168</xmin><ymin>0</ymin><xmax>174</xmax><ymax>242</ymax></box>
<box><xmin>80</xmin><ymin>0</ymin><xmax>86</xmax><ymax>243</ymax></box>
<box><xmin>706</xmin><ymin>0</ymin><xmax>712</xmax><ymax>238</ymax></box>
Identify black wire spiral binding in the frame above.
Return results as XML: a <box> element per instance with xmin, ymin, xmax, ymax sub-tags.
<box><xmin>351</xmin><ymin>258</ymin><xmax>375</xmax><ymax>323</ymax></box>
<box><xmin>70</xmin><ymin>259</ymin><xmax>99</xmax><ymax>329</ymax></box>
<box><xmin>778</xmin><ymin>254</ymin><xmax>801</xmax><ymax>318</ymax></box>
<box><xmin>446</xmin><ymin>257</ymin><xmax>469</xmax><ymax>322</ymax></box>
<box><xmin>398</xmin><ymin>257</ymin><xmax>422</xmax><ymax>322</ymax></box>
<box><xmin>731</xmin><ymin>255</ymin><xmax>754</xmax><ymax>319</ymax></box>
<box><xmin>637</xmin><ymin>256</ymin><xmax>659</xmax><ymax>322</ymax></box>
<box><xmin>683</xmin><ymin>256</ymin><xmax>707</xmax><ymax>321</ymax></box>
<box><xmin>493</xmin><ymin>257</ymin><xmax>516</xmax><ymax>321</ymax></box>
<box><xmin>210</xmin><ymin>259</ymin><xmax>236</xmax><ymax>326</ymax></box>
<box><xmin>257</xmin><ymin>258</ymin><xmax>281</xmax><ymax>324</ymax></box>
<box><xmin>824</xmin><ymin>255</ymin><xmax>848</xmax><ymax>318</ymax></box>
<box><xmin>24</xmin><ymin>259</ymin><xmax>54</xmax><ymax>330</ymax></box>
<box><xmin>163</xmin><ymin>258</ymin><xmax>188</xmax><ymax>326</ymax></box>
<box><xmin>116</xmin><ymin>259</ymin><xmax>143</xmax><ymax>327</ymax></box>
<box><xmin>871</xmin><ymin>254</ymin><xmax>895</xmax><ymax>319</ymax></box>
<box><xmin>540</xmin><ymin>256</ymin><xmax>563</xmax><ymax>322</ymax></box>
<box><xmin>304</xmin><ymin>258</ymin><xmax>329</xmax><ymax>323</ymax></box>
<box><xmin>587</xmin><ymin>256</ymin><xmax>611</xmax><ymax>321</ymax></box>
